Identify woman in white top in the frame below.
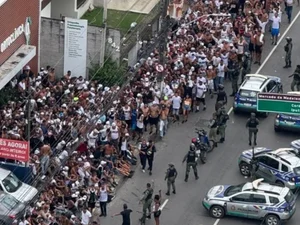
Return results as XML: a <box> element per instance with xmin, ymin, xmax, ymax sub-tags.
<box><xmin>216</xmin><ymin>60</ymin><xmax>227</xmax><ymax>87</ymax></box>
<box><xmin>99</xmin><ymin>183</ymin><xmax>108</xmax><ymax>217</ymax></box>
<box><xmin>136</xmin><ymin>108</ymin><xmax>144</xmax><ymax>141</ymax></box>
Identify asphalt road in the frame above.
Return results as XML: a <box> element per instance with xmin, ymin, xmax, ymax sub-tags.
<box><xmin>95</xmin><ymin>6</ymin><xmax>300</xmax><ymax>225</ymax></box>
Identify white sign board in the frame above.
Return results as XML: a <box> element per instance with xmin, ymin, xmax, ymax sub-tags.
<box><xmin>64</xmin><ymin>18</ymin><xmax>88</xmax><ymax>78</ymax></box>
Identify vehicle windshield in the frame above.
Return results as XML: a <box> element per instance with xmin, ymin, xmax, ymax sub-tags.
<box><xmin>293</xmin><ymin>167</ymin><xmax>300</xmax><ymax>175</ymax></box>
<box><xmin>239</xmin><ymin>90</ymin><xmax>258</xmax><ymax>99</ymax></box>
<box><xmin>285</xmin><ymin>190</ymin><xmax>294</xmax><ymax>203</ymax></box>
<box><xmin>2</xmin><ymin>173</ymin><xmax>22</xmax><ymax>193</ymax></box>
<box><xmin>224</xmin><ymin>183</ymin><xmax>244</xmax><ymax>196</ymax></box>
<box><xmin>0</xmin><ymin>194</ymin><xmax>18</xmax><ymax>209</ymax></box>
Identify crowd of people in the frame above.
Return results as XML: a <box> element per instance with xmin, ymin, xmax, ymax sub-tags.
<box><xmin>0</xmin><ymin>0</ymin><xmax>293</xmax><ymax>224</ymax></box>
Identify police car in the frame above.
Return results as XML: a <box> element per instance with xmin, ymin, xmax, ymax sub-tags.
<box><xmin>274</xmin><ymin>92</ymin><xmax>300</xmax><ymax>132</ymax></box>
<box><xmin>238</xmin><ymin>147</ymin><xmax>300</xmax><ymax>190</ymax></box>
<box><xmin>233</xmin><ymin>74</ymin><xmax>283</xmax><ymax>117</ymax></box>
<box><xmin>202</xmin><ymin>178</ymin><xmax>296</xmax><ymax>225</ymax></box>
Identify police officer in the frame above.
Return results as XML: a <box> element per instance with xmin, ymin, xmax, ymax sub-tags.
<box><xmin>229</xmin><ymin>59</ymin><xmax>240</xmax><ymax>96</ymax></box>
<box><xmin>139</xmin><ymin>183</ymin><xmax>153</xmax><ymax>221</ymax></box>
<box><xmin>215</xmin><ymin>84</ymin><xmax>227</xmax><ymax>111</ymax></box>
<box><xmin>241</xmin><ymin>52</ymin><xmax>251</xmax><ymax>84</ymax></box>
<box><xmin>283</xmin><ymin>37</ymin><xmax>293</xmax><ymax>68</ymax></box>
<box><xmin>246</xmin><ymin>113</ymin><xmax>259</xmax><ymax>146</ymax></box>
<box><xmin>217</xmin><ymin>106</ymin><xmax>229</xmax><ymax>143</ymax></box>
<box><xmin>147</xmin><ymin>140</ymin><xmax>156</xmax><ymax>176</ymax></box>
<box><xmin>289</xmin><ymin>65</ymin><xmax>300</xmax><ymax>91</ymax></box>
<box><xmin>209</xmin><ymin>113</ymin><xmax>218</xmax><ymax>147</ymax></box>
<box><xmin>165</xmin><ymin>163</ymin><xmax>177</xmax><ymax>195</ymax></box>
<box><xmin>182</xmin><ymin>143</ymin><xmax>199</xmax><ymax>182</ymax></box>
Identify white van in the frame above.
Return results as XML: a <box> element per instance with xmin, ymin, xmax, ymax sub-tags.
<box><xmin>0</xmin><ymin>168</ymin><xmax>38</xmax><ymax>203</ymax></box>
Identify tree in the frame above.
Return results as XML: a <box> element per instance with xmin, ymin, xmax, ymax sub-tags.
<box><xmin>89</xmin><ymin>57</ymin><xmax>127</xmax><ymax>87</ymax></box>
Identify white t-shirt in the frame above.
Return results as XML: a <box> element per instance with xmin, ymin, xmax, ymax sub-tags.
<box><xmin>272</xmin><ymin>16</ymin><xmax>281</xmax><ymax>29</ymax></box>
<box><xmin>110</xmin><ymin>127</ymin><xmax>119</xmax><ymax>140</ymax></box>
<box><xmin>172</xmin><ymin>96</ymin><xmax>182</xmax><ymax>109</ymax></box>
<box><xmin>123</xmin><ymin>107</ymin><xmax>131</xmax><ymax>120</ymax></box>
<box><xmin>196</xmin><ymin>84</ymin><xmax>207</xmax><ymax>98</ymax></box>
<box><xmin>81</xmin><ymin>210</ymin><xmax>92</xmax><ymax>225</ymax></box>
<box><xmin>99</xmin><ymin>187</ymin><xmax>108</xmax><ymax>202</ymax></box>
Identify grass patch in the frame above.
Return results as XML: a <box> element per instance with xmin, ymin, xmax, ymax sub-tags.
<box><xmin>81</xmin><ymin>8</ymin><xmax>145</xmax><ymax>33</ymax></box>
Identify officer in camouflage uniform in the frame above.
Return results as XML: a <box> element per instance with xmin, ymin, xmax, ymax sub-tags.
<box><xmin>283</xmin><ymin>37</ymin><xmax>293</xmax><ymax>68</ymax></box>
<box><xmin>229</xmin><ymin>59</ymin><xmax>240</xmax><ymax>96</ymax></box>
<box><xmin>139</xmin><ymin>183</ymin><xmax>153</xmax><ymax>221</ymax></box>
<box><xmin>246</xmin><ymin>113</ymin><xmax>259</xmax><ymax>146</ymax></box>
<box><xmin>289</xmin><ymin>65</ymin><xmax>300</xmax><ymax>91</ymax></box>
<box><xmin>241</xmin><ymin>52</ymin><xmax>252</xmax><ymax>85</ymax></box>
<box><xmin>182</xmin><ymin>143</ymin><xmax>199</xmax><ymax>182</ymax></box>
<box><xmin>217</xmin><ymin>106</ymin><xmax>229</xmax><ymax>143</ymax></box>
<box><xmin>165</xmin><ymin>163</ymin><xmax>177</xmax><ymax>195</ymax></box>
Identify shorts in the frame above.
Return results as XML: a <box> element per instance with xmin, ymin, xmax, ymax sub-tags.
<box><xmin>173</xmin><ymin>108</ymin><xmax>180</xmax><ymax>115</ymax></box>
<box><xmin>196</xmin><ymin>97</ymin><xmax>205</xmax><ymax>104</ymax></box>
<box><xmin>183</xmin><ymin>105</ymin><xmax>191</xmax><ymax>111</ymax></box>
<box><xmin>207</xmin><ymin>80</ymin><xmax>214</xmax><ymax>90</ymax></box>
<box><xmin>271</xmin><ymin>28</ymin><xmax>279</xmax><ymax>36</ymax></box>
<box><xmin>249</xmin><ymin>42</ymin><xmax>255</xmax><ymax>52</ymax></box>
<box><xmin>125</xmin><ymin>120</ymin><xmax>132</xmax><ymax>128</ymax></box>
<box><xmin>149</xmin><ymin>117</ymin><xmax>159</xmax><ymax>125</ymax></box>
<box><xmin>136</xmin><ymin>127</ymin><xmax>143</xmax><ymax>134</ymax></box>
<box><xmin>255</xmin><ymin>45</ymin><xmax>262</xmax><ymax>54</ymax></box>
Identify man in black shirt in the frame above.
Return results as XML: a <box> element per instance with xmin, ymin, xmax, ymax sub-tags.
<box><xmin>112</xmin><ymin>204</ymin><xmax>133</xmax><ymax>225</ymax></box>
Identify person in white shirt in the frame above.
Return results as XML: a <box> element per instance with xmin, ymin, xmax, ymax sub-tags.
<box><xmin>271</xmin><ymin>12</ymin><xmax>281</xmax><ymax>45</ymax></box>
<box><xmin>286</xmin><ymin>0</ymin><xmax>293</xmax><ymax>24</ymax></box>
<box><xmin>172</xmin><ymin>93</ymin><xmax>182</xmax><ymax>122</ymax></box>
<box><xmin>99</xmin><ymin>183</ymin><xmax>109</xmax><ymax>217</ymax></box>
<box><xmin>194</xmin><ymin>80</ymin><xmax>207</xmax><ymax>112</ymax></box>
<box><xmin>81</xmin><ymin>207</ymin><xmax>92</xmax><ymax>225</ymax></box>
<box><xmin>110</xmin><ymin>122</ymin><xmax>119</xmax><ymax>150</ymax></box>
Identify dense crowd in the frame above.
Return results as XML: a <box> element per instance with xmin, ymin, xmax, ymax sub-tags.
<box><xmin>0</xmin><ymin>0</ymin><xmax>290</xmax><ymax>224</ymax></box>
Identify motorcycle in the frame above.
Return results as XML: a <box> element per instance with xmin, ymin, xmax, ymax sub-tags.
<box><xmin>195</xmin><ymin>128</ymin><xmax>215</xmax><ymax>152</ymax></box>
<box><xmin>195</xmin><ymin>141</ymin><xmax>208</xmax><ymax>164</ymax></box>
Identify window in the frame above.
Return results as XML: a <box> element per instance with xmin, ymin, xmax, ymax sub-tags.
<box><xmin>1</xmin><ymin>173</ymin><xmax>22</xmax><ymax>193</ymax></box>
<box><xmin>257</xmin><ymin>156</ymin><xmax>279</xmax><ymax>170</ymax></box>
<box><xmin>269</xmin><ymin>197</ymin><xmax>279</xmax><ymax>204</ymax></box>
<box><xmin>232</xmin><ymin>193</ymin><xmax>251</xmax><ymax>202</ymax></box>
<box><xmin>251</xmin><ymin>194</ymin><xmax>266</xmax><ymax>204</ymax></box>
<box><xmin>266</xmin><ymin>80</ymin><xmax>276</xmax><ymax>92</ymax></box>
<box><xmin>77</xmin><ymin>0</ymin><xmax>87</xmax><ymax>9</ymax></box>
<box><xmin>0</xmin><ymin>194</ymin><xmax>18</xmax><ymax>209</ymax></box>
<box><xmin>281</xmin><ymin>164</ymin><xmax>289</xmax><ymax>172</ymax></box>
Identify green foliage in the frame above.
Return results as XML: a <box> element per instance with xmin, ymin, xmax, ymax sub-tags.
<box><xmin>89</xmin><ymin>58</ymin><xmax>127</xmax><ymax>87</ymax></box>
<box><xmin>0</xmin><ymin>85</ymin><xmax>20</xmax><ymax>107</ymax></box>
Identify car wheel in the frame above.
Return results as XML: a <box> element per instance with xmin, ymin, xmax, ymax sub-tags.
<box><xmin>275</xmin><ymin>180</ymin><xmax>285</xmax><ymax>187</ymax></box>
<box><xmin>264</xmin><ymin>214</ymin><xmax>281</xmax><ymax>225</ymax></box>
<box><xmin>239</xmin><ymin>162</ymin><xmax>251</xmax><ymax>176</ymax></box>
<box><xmin>209</xmin><ymin>205</ymin><xmax>225</xmax><ymax>218</ymax></box>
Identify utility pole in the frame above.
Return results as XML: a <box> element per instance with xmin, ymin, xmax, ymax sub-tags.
<box><xmin>26</xmin><ymin>84</ymin><xmax>31</xmax><ymax>167</ymax></box>
<box><xmin>100</xmin><ymin>0</ymin><xmax>108</xmax><ymax>67</ymax></box>
<box><xmin>157</xmin><ymin>0</ymin><xmax>170</xmax><ymax>91</ymax></box>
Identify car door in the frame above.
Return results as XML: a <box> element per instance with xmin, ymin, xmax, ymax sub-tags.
<box><xmin>266</xmin><ymin>80</ymin><xmax>277</xmax><ymax>93</ymax></box>
<box><xmin>256</xmin><ymin>156</ymin><xmax>279</xmax><ymax>183</ymax></box>
<box><xmin>226</xmin><ymin>193</ymin><xmax>252</xmax><ymax>218</ymax></box>
<box><xmin>247</xmin><ymin>194</ymin><xmax>267</xmax><ymax>219</ymax></box>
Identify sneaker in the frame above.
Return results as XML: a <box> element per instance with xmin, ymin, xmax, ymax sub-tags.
<box><xmin>142</xmin><ymin>170</ymin><xmax>145</xmax><ymax>173</ymax></box>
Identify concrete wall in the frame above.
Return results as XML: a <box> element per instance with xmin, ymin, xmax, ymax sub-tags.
<box><xmin>40</xmin><ymin>18</ymin><xmax>105</xmax><ymax>78</ymax></box>
<box><xmin>77</xmin><ymin>0</ymin><xmax>94</xmax><ymax>18</ymax></box>
<box><xmin>93</xmin><ymin>0</ymin><xmax>103</xmax><ymax>7</ymax></box>
<box><xmin>41</xmin><ymin>1</ymin><xmax>51</xmax><ymax>18</ymax></box>
<box><xmin>106</xmin><ymin>29</ymin><xmax>121</xmax><ymax>64</ymax></box>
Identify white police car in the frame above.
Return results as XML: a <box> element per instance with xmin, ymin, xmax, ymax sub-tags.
<box><xmin>238</xmin><ymin>147</ymin><xmax>300</xmax><ymax>190</ymax></box>
<box><xmin>233</xmin><ymin>74</ymin><xmax>282</xmax><ymax>117</ymax></box>
<box><xmin>203</xmin><ymin>179</ymin><xmax>296</xmax><ymax>225</ymax></box>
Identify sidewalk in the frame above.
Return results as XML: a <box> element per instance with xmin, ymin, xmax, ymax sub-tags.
<box><xmin>108</xmin><ymin>0</ymin><xmax>160</xmax><ymax>14</ymax></box>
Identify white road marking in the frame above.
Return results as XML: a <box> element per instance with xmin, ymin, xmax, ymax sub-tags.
<box><xmin>227</xmin><ymin>10</ymin><xmax>300</xmax><ymax>115</ymax></box>
<box><xmin>213</xmin><ymin>219</ymin><xmax>220</xmax><ymax>225</ymax></box>
<box><xmin>159</xmin><ymin>199</ymin><xmax>169</xmax><ymax>210</ymax></box>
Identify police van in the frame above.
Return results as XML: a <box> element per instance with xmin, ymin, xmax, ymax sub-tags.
<box><xmin>274</xmin><ymin>92</ymin><xmax>300</xmax><ymax>132</ymax></box>
<box><xmin>233</xmin><ymin>74</ymin><xmax>283</xmax><ymax>117</ymax></box>
<box><xmin>238</xmin><ymin>147</ymin><xmax>300</xmax><ymax>190</ymax></box>
<box><xmin>202</xmin><ymin>178</ymin><xmax>296</xmax><ymax>225</ymax></box>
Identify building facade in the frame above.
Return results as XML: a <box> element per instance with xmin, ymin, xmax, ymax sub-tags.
<box><xmin>0</xmin><ymin>0</ymin><xmax>39</xmax><ymax>89</ymax></box>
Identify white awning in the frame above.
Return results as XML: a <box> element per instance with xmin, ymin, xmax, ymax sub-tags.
<box><xmin>0</xmin><ymin>44</ymin><xmax>36</xmax><ymax>90</ymax></box>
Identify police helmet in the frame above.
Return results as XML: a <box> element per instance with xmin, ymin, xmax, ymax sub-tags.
<box><xmin>190</xmin><ymin>143</ymin><xmax>196</xmax><ymax>151</ymax></box>
<box><xmin>191</xmin><ymin>138</ymin><xmax>197</xmax><ymax>144</ymax></box>
<box><xmin>286</xmin><ymin>37</ymin><xmax>292</xmax><ymax>42</ymax></box>
<box><xmin>218</xmin><ymin>84</ymin><xmax>224</xmax><ymax>90</ymax></box>
<box><xmin>251</xmin><ymin>112</ymin><xmax>256</xmax><ymax>117</ymax></box>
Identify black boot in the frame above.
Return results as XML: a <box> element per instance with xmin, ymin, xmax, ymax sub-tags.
<box><xmin>283</xmin><ymin>64</ymin><xmax>289</xmax><ymax>68</ymax></box>
<box><xmin>184</xmin><ymin>175</ymin><xmax>188</xmax><ymax>182</ymax></box>
<box><xmin>288</xmin><ymin>61</ymin><xmax>292</xmax><ymax>68</ymax></box>
<box><xmin>249</xmin><ymin>141</ymin><xmax>252</xmax><ymax>146</ymax></box>
<box><xmin>165</xmin><ymin>192</ymin><xmax>170</xmax><ymax>196</ymax></box>
<box><xmin>195</xmin><ymin>172</ymin><xmax>199</xmax><ymax>180</ymax></box>
<box><xmin>214</xmin><ymin>142</ymin><xmax>218</xmax><ymax>148</ymax></box>
<box><xmin>172</xmin><ymin>190</ymin><xmax>176</xmax><ymax>194</ymax></box>
<box><xmin>219</xmin><ymin>138</ymin><xmax>224</xmax><ymax>143</ymax></box>
<box><xmin>254</xmin><ymin>141</ymin><xmax>257</xmax><ymax>146</ymax></box>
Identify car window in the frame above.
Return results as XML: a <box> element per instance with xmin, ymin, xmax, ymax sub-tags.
<box><xmin>269</xmin><ymin>197</ymin><xmax>280</xmax><ymax>204</ymax></box>
<box><xmin>281</xmin><ymin>164</ymin><xmax>289</xmax><ymax>172</ymax></box>
<box><xmin>2</xmin><ymin>173</ymin><xmax>22</xmax><ymax>193</ymax></box>
<box><xmin>0</xmin><ymin>194</ymin><xmax>18</xmax><ymax>209</ymax></box>
<box><xmin>266</xmin><ymin>80</ymin><xmax>276</xmax><ymax>92</ymax></box>
<box><xmin>251</xmin><ymin>194</ymin><xmax>266</xmax><ymax>204</ymax></box>
<box><xmin>231</xmin><ymin>193</ymin><xmax>251</xmax><ymax>202</ymax></box>
<box><xmin>257</xmin><ymin>156</ymin><xmax>279</xmax><ymax>170</ymax></box>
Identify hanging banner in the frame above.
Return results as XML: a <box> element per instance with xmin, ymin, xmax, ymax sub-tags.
<box><xmin>0</xmin><ymin>138</ymin><xmax>29</xmax><ymax>162</ymax></box>
<box><xmin>64</xmin><ymin>17</ymin><xmax>88</xmax><ymax>78</ymax></box>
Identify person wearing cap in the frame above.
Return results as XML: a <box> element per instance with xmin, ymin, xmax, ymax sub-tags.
<box><xmin>165</xmin><ymin>163</ymin><xmax>177</xmax><ymax>195</ymax></box>
<box><xmin>289</xmin><ymin>65</ymin><xmax>300</xmax><ymax>91</ymax></box>
<box><xmin>246</xmin><ymin>113</ymin><xmax>260</xmax><ymax>146</ymax></box>
<box><xmin>283</xmin><ymin>37</ymin><xmax>293</xmax><ymax>68</ymax></box>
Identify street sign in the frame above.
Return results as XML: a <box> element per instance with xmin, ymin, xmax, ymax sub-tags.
<box><xmin>257</xmin><ymin>93</ymin><xmax>300</xmax><ymax>115</ymax></box>
<box><xmin>156</xmin><ymin>64</ymin><xmax>164</xmax><ymax>72</ymax></box>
